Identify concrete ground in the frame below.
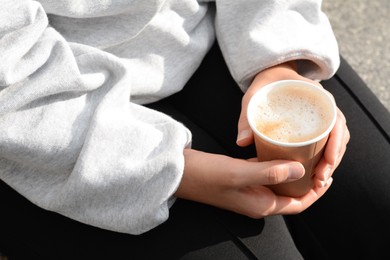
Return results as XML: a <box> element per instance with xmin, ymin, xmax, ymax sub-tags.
<box><xmin>323</xmin><ymin>0</ymin><xmax>390</xmax><ymax>112</ymax></box>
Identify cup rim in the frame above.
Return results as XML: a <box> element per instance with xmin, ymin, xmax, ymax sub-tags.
<box><xmin>247</xmin><ymin>80</ymin><xmax>337</xmax><ymax>147</ymax></box>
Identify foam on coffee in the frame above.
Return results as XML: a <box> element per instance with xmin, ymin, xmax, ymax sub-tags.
<box><xmin>254</xmin><ymin>84</ymin><xmax>334</xmax><ymax>143</ymax></box>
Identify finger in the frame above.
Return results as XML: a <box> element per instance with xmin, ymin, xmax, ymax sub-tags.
<box><xmin>315</xmin><ymin>131</ymin><xmax>348</xmax><ymax>185</ymax></box>
<box><xmin>314</xmin><ymin>143</ymin><xmax>344</xmax><ymax>183</ymax></box>
<box><xmin>313</xmin><ymin>157</ymin><xmax>331</xmax><ymax>182</ymax></box>
<box><xmin>324</xmin><ymin>108</ymin><xmax>348</xmax><ymax>166</ymax></box>
<box><xmin>236</xmin><ymin>119</ymin><xmax>254</xmax><ymax>147</ymax></box>
<box><xmin>236</xmin><ymin>160</ymin><xmax>305</xmax><ymax>186</ymax></box>
<box><xmin>236</xmin><ymin>95</ymin><xmax>254</xmax><ymax>147</ymax></box>
<box><xmin>272</xmin><ymin>177</ymin><xmax>333</xmax><ymax>215</ymax></box>
<box><xmin>335</xmin><ymin>127</ymin><xmax>349</xmax><ymax>168</ymax></box>
<box><xmin>315</xmin><ymin>109</ymin><xmax>349</xmax><ymax>181</ymax></box>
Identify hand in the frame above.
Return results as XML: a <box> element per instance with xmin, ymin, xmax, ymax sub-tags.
<box><xmin>175</xmin><ymin>62</ymin><xmax>350</xmax><ymax>219</ymax></box>
<box><xmin>314</xmin><ymin>108</ymin><xmax>349</xmax><ymax>187</ymax></box>
<box><xmin>236</xmin><ymin>61</ymin><xmax>350</xmax><ymax>192</ymax></box>
<box><xmin>175</xmin><ymin>149</ymin><xmax>333</xmax><ymax>218</ymax></box>
<box><xmin>236</xmin><ymin>61</ymin><xmax>322</xmax><ymax>147</ymax></box>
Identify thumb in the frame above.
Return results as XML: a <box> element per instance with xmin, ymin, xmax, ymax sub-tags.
<box><xmin>239</xmin><ymin>160</ymin><xmax>305</xmax><ymax>186</ymax></box>
<box><xmin>236</xmin><ymin>96</ymin><xmax>254</xmax><ymax>147</ymax></box>
<box><xmin>236</xmin><ymin>118</ymin><xmax>253</xmax><ymax>147</ymax></box>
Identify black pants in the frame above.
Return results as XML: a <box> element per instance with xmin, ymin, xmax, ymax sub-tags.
<box><xmin>1</xmin><ymin>43</ymin><xmax>389</xmax><ymax>260</ymax></box>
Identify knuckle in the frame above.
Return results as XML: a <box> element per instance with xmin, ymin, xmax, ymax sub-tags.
<box><xmin>248</xmin><ymin>203</ymin><xmax>274</xmax><ymax>219</ymax></box>
<box><xmin>249</xmin><ymin>212</ymin><xmax>265</xmax><ymax>219</ymax></box>
<box><xmin>346</xmin><ymin>129</ymin><xmax>351</xmax><ymax>142</ymax></box>
<box><xmin>267</xmin><ymin>165</ymin><xmax>287</xmax><ymax>184</ymax></box>
<box><xmin>247</xmin><ymin>208</ymin><xmax>267</xmax><ymax>219</ymax></box>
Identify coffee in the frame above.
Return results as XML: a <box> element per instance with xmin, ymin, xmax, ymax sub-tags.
<box><xmin>247</xmin><ymin>80</ymin><xmax>337</xmax><ymax>197</ymax></box>
<box><xmin>253</xmin><ymin>84</ymin><xmax>334</xmax><ymax>144</ymax></box>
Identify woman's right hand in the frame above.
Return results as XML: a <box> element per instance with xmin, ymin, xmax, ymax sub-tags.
<box><xmin>175</xmin><ymin>148</ymin><xmax>333</xmax><ymax>219</ymax></box>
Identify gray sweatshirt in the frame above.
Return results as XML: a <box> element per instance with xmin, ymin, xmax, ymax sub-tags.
<box><xmin>0</xmin><ymin>0</ymin><xmax>339</xmax><ymax>234</ymax></box>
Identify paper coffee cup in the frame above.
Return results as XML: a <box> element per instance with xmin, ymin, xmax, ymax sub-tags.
<box><xmin>247</xmin><ymin>80</ymin><xmax>337</xmax><ymax>197</ymax></box>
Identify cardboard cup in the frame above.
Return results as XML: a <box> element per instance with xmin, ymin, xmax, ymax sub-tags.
<box><xmin>247</xmin><ymin>80</ymin><xmax>337</xmax><ymax>197</ymax></box>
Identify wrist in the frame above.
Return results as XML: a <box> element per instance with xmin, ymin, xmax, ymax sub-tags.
<box><xmin>273</xmin><ymin>60</ymin><xmax>297</xmax><ymax>71</ymax></box>
<box><xmin>255</xmin><ymin>60</ymin><xmax>299</xmax><ymax>82</ymax></box>
<box><xmin>246</xmin><ymin>61</ymin><xmax>300</xmax><ymax>97</ymax></box>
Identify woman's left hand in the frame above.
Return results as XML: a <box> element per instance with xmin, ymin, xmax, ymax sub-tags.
<box><xmin>236</xmin><ymin>61</ymin><xmax>350</xmax><ymax>193</ymax></box>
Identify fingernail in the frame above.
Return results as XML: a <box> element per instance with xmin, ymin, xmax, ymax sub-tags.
<box><xmin>323</xmin><ymin>168</ymin><xmax>331</xmax><ymax>182</ymax></box>
<box><xmin>288</xmin><ymin>163</ymin><xmax>305</xmax><ymax>180</ymax></box>
<box><xmin>237</xmin><ymin>129</ymin><xmax>251</xmax><ymax>143</ymax></box>
<box><xmin>318</xmin><ymin>177</ymin><xmax>333</xmax><ymax>188</ymax></box>
<box><xmin>317</xmin><ymin>180</ymin><xmax>326</xmax><ymax>188</ymax></box>
<box><xmin>326</xmin><ymin>177</ymin><xmax>333</xmax><ymax>187</ymax></box>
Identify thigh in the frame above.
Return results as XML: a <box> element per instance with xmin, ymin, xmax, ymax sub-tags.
<box><xmin>0</xmin><ymin>180</ymin><xmax>301</xmax><ymax>260</ymax></box>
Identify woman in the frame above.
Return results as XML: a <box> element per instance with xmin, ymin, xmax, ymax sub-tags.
<box><xmin>0</xmin><ymin>0</ymin><xmax>360</xmax><ymax>259</ymax></box>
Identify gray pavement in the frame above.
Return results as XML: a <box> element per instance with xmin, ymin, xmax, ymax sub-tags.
<box><xmin>323</xmin><ymin>0</ymin><xmax>390</xmax><ymax>112</ymax></box>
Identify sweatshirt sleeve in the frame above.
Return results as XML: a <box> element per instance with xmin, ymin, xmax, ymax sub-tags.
<box><xmin>214</xmin><ymin>0</ymin><xmax>340</xmax><ymax>91</ymax></box>
<box><xmin>0</xmin><ymin>0</ymin><xmax>191</xmax><ymax>235</ymax></box>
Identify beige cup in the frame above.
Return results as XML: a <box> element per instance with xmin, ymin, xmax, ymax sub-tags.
<box><xmin>247</xmin><ymin>80</ymin><xmax>337</xmax><ymax>197</ymax></box>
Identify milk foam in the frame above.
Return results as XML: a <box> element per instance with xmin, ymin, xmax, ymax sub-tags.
<box><xmin>255</xmin><ymin>85</ymin><xmax>333</xmax><ymax>143</ymax></box>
